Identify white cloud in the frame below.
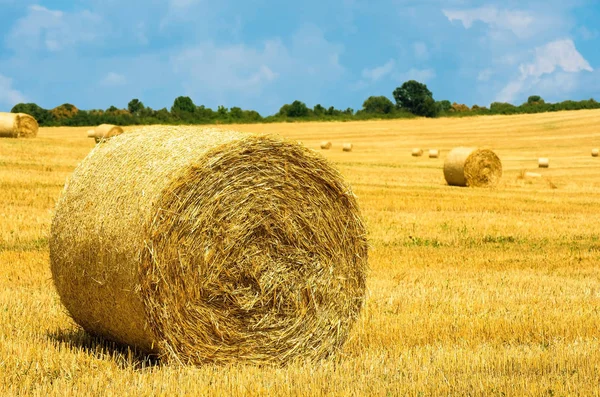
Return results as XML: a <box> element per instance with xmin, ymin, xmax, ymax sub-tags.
<box><xmin>101</xmin><ymin>72</ymin><xmax>127</xmax><ymax>86</ymax></box>
<box><xmin>394</xmin><ymin>68</ymin><xmax>436</xmax><ymax>83</ymax></box>
<box><xmin>361</xmin><ymin>60</ymin><xmax>395</xmax><ymax>82</ymax></box>
<box><xmin>477</xmin><ymin>69</ymin><xmax>493</xmax><ymax>81</ymax></box>
<box><xmin>578</xmin><ymin>26</ymin><xmax>599</xmax><ymax>40</ymax></box>
<box><xmin>6</xmin><ymin>5</ymin><xmax>102</xmax><ymax>53</ymax></box>
<box><xmin>443</xmin><ymin>6</ymin><xmax>534</xmax><ymax>38</ymax></box>
<box><xmin>413</xmin><ymin>42</ymin><xmax>429</xmax><ymax>60</ymax></box>
<box><xmin>0</xmin><ymin>74</ymin><xmax>26</xmax><ymax>109</ymax></box>
<box><xmin>496</xmin><ymin>39</ymin><xmax>593</xmax><ymax>102</ymax></box>
<box><xmin>170</xmin><ymin>25</ymin><xmax>343</xmax><ymax>103</ymax></box>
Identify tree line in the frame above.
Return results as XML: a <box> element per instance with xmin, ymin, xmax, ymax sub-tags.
<box><xmin>10</xmin><ymin>80</ymin><xmax>600</xmax><ymax>127</ymax></box>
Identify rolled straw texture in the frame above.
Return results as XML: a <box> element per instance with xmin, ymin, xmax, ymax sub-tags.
<box><xmin>411</xmin><ymin>148</ymin><xmax>423</xmax><ymax>157</ymax></box>
<box><xmin>443</xmin><ymin>147</ymin><xmax>502</xmax><ymax>187</ymax></box>
<box><xmin>0</xmin><ymin>112</ymin><xmax>38</xmax><ymax>138</ymax></box>
<box><xmin>320</xmin><ymin>141</ymin><xmax>332</xmax><ymax>149</ymax></box>
<box><xmin>592</xmin><ymin>149</ymin><xmax>599</xmax><ymax>157</ymax></box>
<box><xmin>92</xmin><ymin>124</ymin><xmax>124</xmax><ymax>143</ymax></box>
<box><xmin>342</xmin><ymin>143</ymin><xmax>353</xmax><ymax>152</ymax></box>
<box><xmin>538</xmin><ymin>158</ymin><xmax>549</xmax><ymax>168</ymax></box>
<box><xmin>428</xmin><ymin>149</ymin><xmax>439</xmax><ymax>158</ymax></box>
<box><xmin>50</xmin><ymin>126</ymin><xmax>368</xmax><ymax>366</ymax></box>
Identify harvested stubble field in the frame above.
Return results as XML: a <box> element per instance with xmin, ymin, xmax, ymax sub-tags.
<box><xmin>1</xmin><ymin>109</ymin><xmax>600</xmax><ymax>396</ymax></box>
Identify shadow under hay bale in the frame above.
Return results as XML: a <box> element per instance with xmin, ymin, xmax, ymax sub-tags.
<box><xmin>50</xmin><ymin>126</ymin><xmax>368</xmax><ymax>366</ymax></box>
<box><xmin>89</xmin><ymin>124</ymin><xmax>124</xmax><ymax>143</ymax></box>
<box><xmin>443</xmin><ymin>147</ymin><xmax>502</xmax><ymax>187</ymax></box>
<box><xmin>0</xmin><ymin>112</ymin><xmax>38</xmax><ymax>138</ymax></box>
<box><xmin>48</xmin><ymin>328</ymin><xmax>159</xmax><ymax>369</ymax></box>
<box><xmin>538</xmin><ymin>158</ymin><xmax>549</xmax><ymax>168</ymax></box>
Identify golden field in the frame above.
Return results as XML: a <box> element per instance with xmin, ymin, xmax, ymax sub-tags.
<box><xmin>1</xmin><ymin>110</ymin><xmax>600</xmax><ymax>396</ymax></box>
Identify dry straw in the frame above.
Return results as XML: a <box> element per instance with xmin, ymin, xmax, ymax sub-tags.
<box><xmin>443</xmin><ymin>147</ymin><xmax>502</xmax><ymax>187</ymax></box>
<box><xmin>0</xmin><ymin>112</ymin><xmax>38</xmax><ymax>138</ymax></box>
<box><xmin>342</xmin><ymin>143</ymin><xmax>353</xmax><ymax>152</ymax></box>
<box><xmin>428</xmin><ymin>149</ymin><xmax>439</xmax><ymax>158</ymax></box>
<box><xmin>592</xmin><ymin>148</ymin><xmax>599</xmax><ymax>157</ymax></box>
<box><xmin>538</xmin><ymin>157</ymin><xmax>549</xmax><ymax>168</ymax></box>
<box><xmin>50</xmin><ymin>126</ymin><xmax>368</xmax><ymax>366</ymax></box>
<box><xmin>320</xmin><ymin>141</ymin><xmax>332</xmax><ymax>149</ymax></box>
<box><xmin>89</xmin><ymin>124</ymin><xmax>124</xmax><ymax>143</ymax></box>
<box><xmin>411</xmin><ymin>148</ymin><xmax>423</xmax><ymax>157</ymax></box>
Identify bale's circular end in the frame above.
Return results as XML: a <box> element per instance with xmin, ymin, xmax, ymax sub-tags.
<box><xmin>50</xmin><ymin>127</ymin><xmax>367</xmax><ymax>366</ymax></box>
<box><xmin>320</xmin><ymin>141</ymin><xmax>332</xmax><ymax>150</ymax></box>
<box><xmin>538</xmin><ymin>158</ymin><xmax>549</xmax><ymax>168</ymax></box>
<box><xmin>444</xmin><ymin>147</ymin><xmax>502</xmax><ymax>187</ymax></box>
<box><xmin>0</xmin><ymin>112</ymin><xmax>38</xmax><ymax>138</ymax></box>
<box><xmin>91</xmin><ymin>124</ymin><xmax>124</xmax><ymax>143</ymax></box>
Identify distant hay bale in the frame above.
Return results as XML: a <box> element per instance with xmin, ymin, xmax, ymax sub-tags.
<box><xmin>443</xmin><ymin>147</ymin><xmax>502</xmax><ymax>187</ymax></box>
<box><xmin>89</xmin><ymin>124</ymin><xmax>124</xmax><ymax>143</ymax></box>
<box><xmin>50</xmin><ymin>126</ymin><xmax>368</xmax><ymax>366</ymax></box>
<box><xmin>538</xmin><ymin>158</ymin><xmax>549</xmax><ymax>168</ymax></box>
<box><xmin>428</xmin><ymin>149</ymin><xmax>439</xmax><ymax>158</ymax></box>
<box><xmin>87</xmin><ymin>129</ymin><xmax>95</xmax><ymax>138</ymax></box>
<box><xmin>592</xmin><ymin>148</ymin><xmax>599</xmax><ymax>157</ymax></box>
<box><xmin>0</xmin><ymin>112</ymin><xmax>39</xmax><ymax>138</ymax></box>
<box><xmin>411</xmin><ymin>148</ymin><xmax>423</xmax><ymax>157</ymax></box>
<box><xmin>342</xmin><ymin>143</ymin><xmax>353</xmax><ymax>152</ymax></box>
<box><xmin>320</xmin><ymin>141</ymin><xmax>332</xmax><ymax>149</ymax></box>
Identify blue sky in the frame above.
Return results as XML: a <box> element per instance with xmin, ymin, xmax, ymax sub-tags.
<box><xmin>0</xmin><ymin>0</ymin><xmax>599</xmax><ymax>115</ymax></box>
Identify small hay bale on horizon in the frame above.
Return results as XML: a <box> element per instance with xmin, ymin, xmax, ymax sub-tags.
<box><xmin>342</xmin><ymin>143</ymin><xmax>353</xmax><ymax>152</ymax></box>
<box><xmin>428</xmin><ymin>149</ymin><xmax>439</xmax><ymax>158</ymax></box>
<box><xmin>411</xmin><ymin>148</ymin><xmax>423</xmax><ymax>157</ymax></box>
<box><xmin>89</xmin><ymin>124</ymin><xmax>124</xmax><ymax>143</ymax></box>
<box><xmin>443</xmin><ymin>147</ymin><xmax>502</xmax><ymax>187</ymax></box>
<box><xmin>538</xmin><ymin>157</ymin><xmax>549</xmax><ymax>168</ymax></box>
<box><xmin>50</xmin><ymin>126</ymin><xmax>368</xmax><ymax>366</ymax></box>
<box><xmin>0</xmin><ymin>112</ymin><xmax>39</xmax><ymax>138</ymax></box>
<box><xmin>320</xmin><ymin>141</ymin><xmax>332</xmax><ymax>149</ymax></box>
<box><xmin>592</xmin><ymin>148</ymin><xmax>599</xmax><ymax>157</ymax></box>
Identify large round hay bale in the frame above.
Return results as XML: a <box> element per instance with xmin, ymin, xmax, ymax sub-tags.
<box><xmin>443</xmin><ymin>147</ymin><xmax>502</xmax><ymax>187</ymax></box>
<box><xmin>50</xmin><ymin>126</ymin><xmax>368</xmax><ymax>366</ymax></box>
<box><xmin>90</xmin><ymin>124</ymin><xmax>124</xmax><ymax>143</ymax></box>
<box><xmin>320</xmin><ymin>141</ymin><xmax>332</xmax><ymax>149</ymax></box>
<box><xmin>0</xmin><ymin>112</ymin><xmax>38</xmax><ymax>138</ymax></box>
<box><xmin>428</xmin><ymin>149</ymin><xmax>439</xmax><ymax>158</ymax></box>
<box><xmin>342</xmin><ymin>143</ymin><xmax>353</xmax><ymax>152</ymax></box>
<box><xmin>592</xmin><ymin>149</ymin><xmax>598</xmax><ymax>157</ymax></box>
<box><xmin>411</xmin><ymin>148</ymin><xmax>423</xmax><ymax>157</ymax></box>
<box><xmin>538</xmin><ymin>157</ymin><xmax>549</xmax><ymax>168</ymax></box>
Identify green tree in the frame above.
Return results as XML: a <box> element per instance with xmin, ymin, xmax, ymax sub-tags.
<box><xmin>362</xmin><ymin>96</ymin><xmax>394</xmax><ymax>114</ymax></box>
<box><xmin>436</xmin><ymin>100</ymin><xmax>452</xmax><ymax>113</ymax></box>
<box><xmin>393</xmin><ymin>80</ymin><xmax>438</xmax><ymax>117</ymax></box>
<box><xmin>527</xmin><ymin>95</ymin><xmax>544</xmax><ymax>105</ymax></box>
<box><xmin>127</xmin><ymin>98</ymin><xmax>145</xmax><ymax>115</ymax></box>
<box><xmin>313</xmin><ymin>104</ymin><xmax>326</xmax><ymax>116</ymax></box>
<box><xmin>229</xmin><ymin>107</ymin><xmax>243</xmax><ymax>119</ymax></box>
<box><xmin>10</xmin><ymin>103</ymin><xmax>52</xmax><ymax>125</ymax></box>
<box><xmin>171</xmin><ymin>96</ymin><xmax>196</xmax><ymax>114</ymax></box>
<box><xmin>280</xmin><ymin>100</ymin><xmax>309</xmax><ymax>117</ymax></box>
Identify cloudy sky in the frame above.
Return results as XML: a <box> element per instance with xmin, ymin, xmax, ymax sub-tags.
<box><xmin>0</xmin><ymin>0</ymin><xmax>598</xmax><ymax>115</ymax></box>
